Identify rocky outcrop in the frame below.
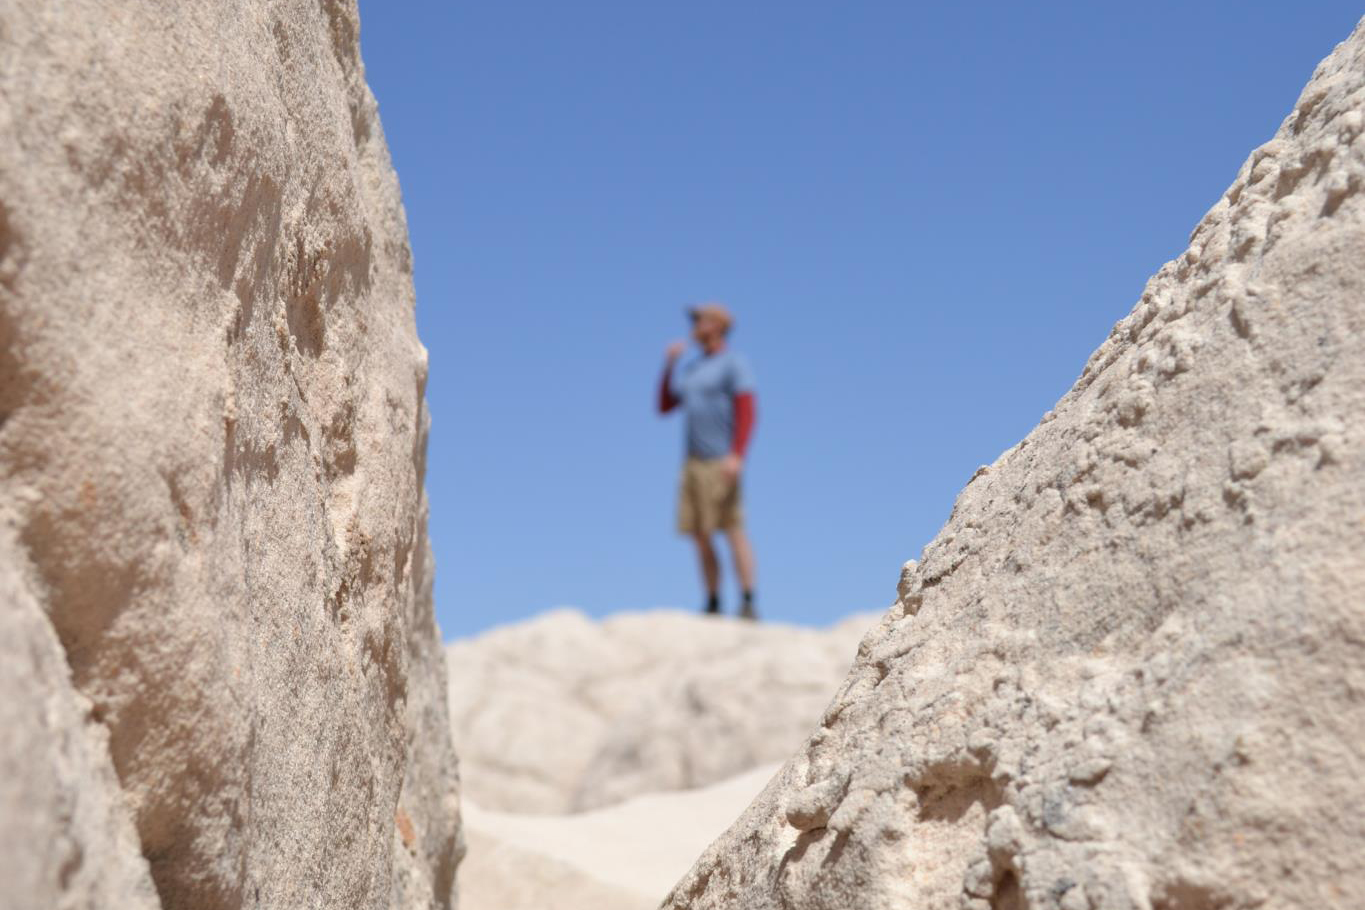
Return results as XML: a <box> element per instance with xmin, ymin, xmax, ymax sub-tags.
<box><xmin>461</xmin><ymin>763</ymin><xmax>782</xmax><ymax>910</ymax></box>
<box><xmin>446</xmin><ymin>609</ymin><xmax>871</xmax><ymax>813</ymax></box>
<box><xmin>458</xmin><ymin>828</ymin><xmax>651</xmax><ymax>910</ymax></box>
<box><xmin>0</xmin><ymin>527</ymin><xmax>161</xmax><ymax>910</ymax></box>
<box><xmin>0</xmin><ymin>3</ymin><xmax>460</xmax><ymax>909</ymax></box>
<box><xmin>665</xmin><ymin>20</ymin><xmax>1365</xmax><ymax>910</ymax></box>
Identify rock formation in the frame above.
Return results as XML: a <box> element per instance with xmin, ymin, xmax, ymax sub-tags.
<box><xmin>0</xmin><ymin>2</ymin><xmax>460</xmax><ymax>909</ymax></box>
<box><xmin>446</xmin><ymin>609</ymin><xmax>872</xmax><ymax>814</ymax></box>
<box><xmin>461</xmin><ymin>763</ymin><xmax>781</xmax><ymax>910</ymax></box>
<box><xmin>459</xmin><ymin>828</ymin><xmax>651</xmax><ymax>910</ymax></box>
<box><xmin>665</xmin><ymin>19</ymin><xmax>1365</xmax><ymax>910</ymax></box>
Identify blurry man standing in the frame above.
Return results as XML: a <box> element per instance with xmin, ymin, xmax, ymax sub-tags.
<box><xmin>658</xmin><ymin>303</ymin><xmax>759</xmax><ymax>619</ymax></box>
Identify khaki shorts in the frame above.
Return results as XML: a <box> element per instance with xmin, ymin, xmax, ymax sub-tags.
<box><xmin>677</xmin><ymin>457</ymin><xmax>744</xmax><ymax>535</ymax></box>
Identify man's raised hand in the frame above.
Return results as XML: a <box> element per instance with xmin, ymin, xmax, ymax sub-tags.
<box><xmin>665</xmin><ymin>340</ymin><xmax>687</xmax><ymax>361</ymax></box>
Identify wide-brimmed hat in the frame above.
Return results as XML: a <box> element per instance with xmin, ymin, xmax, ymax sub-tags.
<box><xmin>686</xmin><ymin>302</ymin><xmax>733</xmax><ymax>332</ymax></box>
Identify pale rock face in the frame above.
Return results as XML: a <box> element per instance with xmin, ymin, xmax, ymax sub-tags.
<box><xmin>666</xmin><ymin>20</ymin><xmax>1365</xmax><ymax>910</ymax></box>
<box><xmin>0</xmin><ymin>3</ymin><xmax>460</xmax><ymax>909</ymax></box>
<box><xmin>0</xmin><ymin>527</ymin><xmax>160</xmax><ymax>910</ymax></box>
<box><xmin>460</xmin><ymin>763</ymin><xmax>783</xmax><ymax>910</ymax></box>
<box><xmin>446</xmin><ymin>609</ymin><xmax>872</xmax><ymax>814</ymax></box>
<box><xmin>459</xmin><ymin>829</ymin><xmax>653</xmax><ymax>910</ymax></box>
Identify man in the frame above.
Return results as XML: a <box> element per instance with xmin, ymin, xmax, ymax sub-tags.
<box><xmin>658</xmin><ymin>303</ymin><xmax>759</xmax><ymax>619</ymax></box>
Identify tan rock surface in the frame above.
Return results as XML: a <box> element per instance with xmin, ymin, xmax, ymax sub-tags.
<box><xmin>0</xmin><ymin>524</ymin><xmax>160</xmax><ymax>910</ymax></box>
<box><xmin>0</xmin><ymin>2</ymin><xmax>460</xmax><ymax>908</ymax></box>
<box><xmin>458</xmin><ymin>829</ymin><xmax>652</xmax><ymax>910</ymax></box>
<box><xmin>666</xmin><ymin>20</ymin><xmax>1365</xmax><ymax>910</ymax></box>
<box><xmin>460</xmin><ymin>764</ymin><xmax>781</xmax><ymax>910</ymax></box>
<box><xmin>446</xmin><ymin>609</ymin><xmax>871</xmax><ymax>814</ymax></box>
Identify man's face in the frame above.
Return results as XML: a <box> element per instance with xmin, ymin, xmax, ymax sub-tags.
<box><xmin>691</xmin><ymin>313</ymin><xmax>723</xmax><ymax>343</ymax></box>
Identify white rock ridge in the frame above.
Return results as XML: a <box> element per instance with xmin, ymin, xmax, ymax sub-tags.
<box><xmin>0</xmin><ymin>2</ymin><xmax>461</xmax><ymax>909</ymax></box>
<box><xmin>446</xmin><ymin>609</ymin><xmax>872</xmax><ymax>814</ymax></box>
<box><xmin>665</xmin><ymin>20</ymin><xmax>1365</xmax><ymax>910</ymax></box>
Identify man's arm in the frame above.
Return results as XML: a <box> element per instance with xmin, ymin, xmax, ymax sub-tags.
<box><xmin>720</xmin><ymin>391</ymin><xmax>756</xmax><ymax>482</ymax></box>
<box><xmin>731</xmin><ymin>392</ymin><xmax>756</xmax><ymax>457</ymax></box>
<box><xmin>721</xmin><ymin>354</ymin><xmax>757</xmax><ymax>481</ymax></box>
<box><xmin>658</xmin><ymin>341</ymin><xmax>685</xmax><ymax>414</ymax></box>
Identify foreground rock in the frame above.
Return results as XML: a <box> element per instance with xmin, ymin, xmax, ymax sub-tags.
<box><xmin>0</xmin><ymin>528</ymin><xmax>161</xmax><ymax>910</ymax></box>
<box><xmin>446</xmin><ymin>609</ymin><xmax>871</xmax><ymax>813</ymax></box>
<box><xmin>666</xmin><ymin>20</ymin><xmax>1365</xmax><ymax>910</ymax></box>
<box><xmin>0</xmin><ymin>2</ymin><xmax>461</xmax><ymax>908</ymax></box>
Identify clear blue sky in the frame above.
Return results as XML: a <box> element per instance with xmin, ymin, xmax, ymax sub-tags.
<box><xmin>356</xmin><ymin>2</ymin><xmax>1362</xmax><ymax>640</ymax></box>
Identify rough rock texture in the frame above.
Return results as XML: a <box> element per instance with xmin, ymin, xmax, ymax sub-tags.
<box><xmin>0</xmin><ymin>525</ymin><xmax>160</xmax><ymax>910</ymax></box>
<box><xmin>666</xmin><ymin>21</ymin><xmax>1365</xmax><ymax>910</ymax></box>
<box><xmin>0</xmin><ymin>3</ymin><xmax>461</xmax><ymax>909</ymax></box>
<box><xmin>446</xmin><ymin>609</ymin><xmax>871</xmax><ymax>813</ymax></box>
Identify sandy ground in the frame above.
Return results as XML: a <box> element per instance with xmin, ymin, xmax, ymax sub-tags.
<box><xmin>459</xmin><ymin>763</ymin><xmax>781</xmax><ymax>909</ymax></box>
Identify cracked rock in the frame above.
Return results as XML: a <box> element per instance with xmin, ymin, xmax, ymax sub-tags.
<box><xmin>0</xmin><ymin>2</ymin><xmax>461</xmax><ymax>907</ymax></box>
<box><xmin>664</xmin><ymin>18</ymin><xmax>1365</xmax><ymax>910</ymax></box>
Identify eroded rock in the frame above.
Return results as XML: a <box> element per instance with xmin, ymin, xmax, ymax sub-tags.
<box><xmin>446</xmin><ymin>609</ymin><xmax>872</xmax><ymax>814</ymax></box>
<box><xmin>665</xmin><ymin>19</ymin><xmax>1365</xmax><ymax>910</ymax></box>
<box><xmin>0</xmin><ymin>2</ymin><xmax>460</xmax><ymax>908</ymax></box>
<box><xmin>0</xmin><ymin>526</ymin><xmax>160</xmax><ymax>910</ymax></box>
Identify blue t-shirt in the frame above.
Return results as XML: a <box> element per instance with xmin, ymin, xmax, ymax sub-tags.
<box><xmin>669</xmin><ymin>348</ymin><xmax>756</xmax><ymax>460</ymax></box>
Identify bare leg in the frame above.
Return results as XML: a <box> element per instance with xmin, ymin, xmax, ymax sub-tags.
<box><xmin>725</xmin><ymin>526</ymin><xmax>756</xmax><ymax>596</ymax></box>
<box><xmin>693</xmin><ymin>532</ymin><xmax>720</xmax><ymax>604</ymax></box>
